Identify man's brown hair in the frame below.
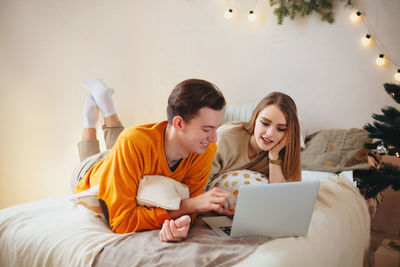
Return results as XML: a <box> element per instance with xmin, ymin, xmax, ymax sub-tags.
<box><xmin>167</xmin><ymin>79</ymin><xmax>226</xmax><ymax>124</ymax></box>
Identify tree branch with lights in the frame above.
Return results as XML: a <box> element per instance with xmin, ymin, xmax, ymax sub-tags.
<box><xmin>269</xmin><ymin>0</ymin><xmax>357</xmax><ymax>25</ymax></box>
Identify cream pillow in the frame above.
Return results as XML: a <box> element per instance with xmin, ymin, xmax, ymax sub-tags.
<box><xmin>71</xmin><ymin>175</ymin><xmax>189</xmax><ymax>220</ymax></box>
<box><xmin>207</xmin><ymin>169</ymin><xmax>269</xmax><ymax>195</ymax></box>
<box><xmin>136</xmin><ymin>175</ymin><xmax>189</xmax><ymax>210</ymax></box>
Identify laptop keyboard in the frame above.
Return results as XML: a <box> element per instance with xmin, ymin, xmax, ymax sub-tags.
<box><xmin>220</xmin><ymin>226</ymin><xmax>232</xmax><ymax>236</ymax></box>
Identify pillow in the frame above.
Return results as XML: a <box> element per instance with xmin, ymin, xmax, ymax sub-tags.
<box><xmin>71</xmin><ymin>175</ymin><xmax>189</xmax><ymax>220</ymax></box>
<box><xmin>299</xmin><ymin>116</ymin><xmax>307</xmax><ymax>149</ymax></box>
<box><xmin>206</xmin><ymin>169</ymin><xmax>269</xmax><ymax>195</ymax></box>
<box><xmin>136</xmin><ymin>175</ymin><xmax>189</xmax><ymax>210</ymax></box>
<box><xmin>301</xmin><ymin>128</ymin><xmax>371</xmax><ymax>172</ymax></box>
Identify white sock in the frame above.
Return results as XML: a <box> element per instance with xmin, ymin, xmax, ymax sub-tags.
<box><xmin>81</xmin><ymin>78</ymin><xmax>116</xmax><ymax>118</ymax></box>
<box><xmin>82</xmin><ymin>95</ymin><xmax>98</xmax><ymax>128</ymax></box>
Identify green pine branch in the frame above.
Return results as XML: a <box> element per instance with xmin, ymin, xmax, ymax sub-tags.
<box><xmin>384</xmin><ymin>83</ymin><xmax>400</xmax><ymax>104</ymax></box>
<box><xmin>354</xmin><ymin>164</ymin><xmax>400</xmax><ymax>198</ymax></box>
<box><xmin>363</xmin><ymin>84</ymin><xmax>400</xmax><ymax>156</ymax></box>
<box><xmin>270</xmin><ymin>0</ymin><xmax>335</xmax><ymax>25</ymax></box>
<box><xmin>372</xmin><ymin>106</ymin><xmax>400</xmax><ymax>123</ymax></box>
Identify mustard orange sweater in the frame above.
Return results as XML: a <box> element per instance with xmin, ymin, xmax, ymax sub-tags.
<box><xmin>75</xmin><ymin>121</ymin><xmax>216</xmax><ymax>234</ymax></box>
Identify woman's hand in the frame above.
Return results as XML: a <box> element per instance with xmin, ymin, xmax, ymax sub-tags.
<box><xmin>269</xmin><ymin>133</ymin><xmax>288</xmax><ymax>160</ymax></box>
<box><xmin>159</xmin><ymin>215</ymin><xmax>191</xmax><ymax>242</ymax></box>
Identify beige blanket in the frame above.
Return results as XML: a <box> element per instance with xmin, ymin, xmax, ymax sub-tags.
<box><xmin>94</xmin><ymin>218</ymin><xmax>267</xmax><ymax>267</ymax></box>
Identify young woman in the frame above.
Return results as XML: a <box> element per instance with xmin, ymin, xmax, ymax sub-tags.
<box><xmin>72</xmin><ymin>78</ymin><xmax>236</xmax><ymax>242</ymax></box>
<box><xmin>207</xmin><ymin>92</ymin><xmax>301</xmax><ymax>192</ymax></box>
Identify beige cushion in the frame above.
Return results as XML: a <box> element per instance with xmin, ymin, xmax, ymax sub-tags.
<box><xmin>136</xmin><ymin>175</ymin><xmax>189</xmax><ymax>210</ymax></box>
<box><xmin>301</xmin><ymin>128</ymin><xmax>371</xmax><ymax>172</ymax></box>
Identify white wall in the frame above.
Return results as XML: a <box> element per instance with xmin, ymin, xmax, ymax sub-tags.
<box><xmin>0</xmin><ymin>0</ymin><xmax>399</xmax><ymax>208</ymax></box>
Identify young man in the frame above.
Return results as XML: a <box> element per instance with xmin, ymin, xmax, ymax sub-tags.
<box><xmin>74</xmin><ymin>78</ymin><xmax>236</xmax><ymax>242</ymax></box>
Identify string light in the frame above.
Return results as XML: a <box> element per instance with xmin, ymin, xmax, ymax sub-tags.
<box><xmin>376</xmin><ymin>54</ymin><xmax>385</xmax><ymax>66</ymax></box>
<box><xmin>348</xmin><ymin>4</ymin><xmax>399</xmax><ymax>81</ymax></box>
<box><xmin>361</xmin><ymin>34</ymin><xmax>372</xmax><ymax>46</ymax></box>
<box><xmin>224</xmin><ymin>0</ymin><xmax>258</xmax><ymax>23</ymax></box>
<box><xmin>395</xmin><ymin>70</ymin><xmax>400</xmax><ymax>82</ymax></box>
<box><xmin>248</xmin><ymin>10</ymin><xmax>256</xmax><ymax>22</ymax></box>
<box><xmin>224</xmin><ymin>9</ymin><xmax>233</xmax><ymax>20</ymax></box>
<box><xmin>350</xmin><ymin>11</ymin><xmax>362</xmax><ymax>22</ymax></box>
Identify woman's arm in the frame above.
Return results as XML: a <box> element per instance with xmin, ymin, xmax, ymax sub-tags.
<box><xmin>268</xmin><ymin>134</ymin><xmax>288</xmax><ymax>183</ymax></box>
<box><xmin>268</xmin><ymin>158</ymin><xmax>286</xmax><ymax>183</ymax></box>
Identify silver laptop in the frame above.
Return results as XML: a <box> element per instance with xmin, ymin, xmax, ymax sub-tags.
<box><xmin>202</xmin><ymin>180</ymin><xmax>320</xmax><ymax>238</ymax></box>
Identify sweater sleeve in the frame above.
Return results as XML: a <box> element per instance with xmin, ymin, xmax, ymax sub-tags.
<box><xmin>97</xmin><ymin>137</ymin><xmax>171</xmax><ymax>234</ymax></box>
<box><xmin>182</xmin><ymin>143</ymin><xmax>217</xmax><ymax>222</ymax></box>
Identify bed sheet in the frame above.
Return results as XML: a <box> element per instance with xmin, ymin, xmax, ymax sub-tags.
<box><xmin>0</xmin><ymin>196</ymin><xmax>131</xmax><ymax>267</ymax></box>
<box><xmin>0</xmin><ymin>173</ymin><xmax>370</xmax><ymax>267</ymax></box>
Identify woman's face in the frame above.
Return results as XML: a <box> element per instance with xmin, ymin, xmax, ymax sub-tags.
<box><xmin>253</xmin><ymin>105</ymin><xmax>287</xmax><ymax>151</ymax></box>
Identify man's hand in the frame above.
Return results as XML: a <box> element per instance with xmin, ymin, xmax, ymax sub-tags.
<box><xmin>190</xmin><ymin>188</ymin><xmax>237</xmax><ymax>215</ymax></box>
<box><xmin>167</xmin><ymin>188</ymin><xmax>237</xmax><ymax>220</ymax></box>
<box><xmin>159</xmin><ymin>215</ymin><xmax>191</xmax><ymax>242</ymax></box>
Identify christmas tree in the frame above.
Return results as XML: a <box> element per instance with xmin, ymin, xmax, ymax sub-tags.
<box><xmin>354</xmin><ymin>83</ymin><xmax>400</xmax><ymax>198</ymax></box>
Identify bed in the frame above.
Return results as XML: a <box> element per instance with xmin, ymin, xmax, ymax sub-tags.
<box><xmin>0</xmin><ymin>104</ymin><xmax>372</xmax><ymax>267</ymax></box>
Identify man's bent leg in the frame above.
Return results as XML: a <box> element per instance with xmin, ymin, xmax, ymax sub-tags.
<box><xmin>102</xmin><ymin>122</ymin><xmax>124</xmax><ymax>150</ymax></box>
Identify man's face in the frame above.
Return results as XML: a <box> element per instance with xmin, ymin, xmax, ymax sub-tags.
<box><xmin>180</xmin><ymin>107</ymin><xmax>222</xmax><ymax>155</ymax></box>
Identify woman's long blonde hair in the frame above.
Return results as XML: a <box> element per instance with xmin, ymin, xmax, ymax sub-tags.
<box><xmin>244</xmin><ymin>92</ymin><xmax>301</xmax><ymax>182</ymax></box>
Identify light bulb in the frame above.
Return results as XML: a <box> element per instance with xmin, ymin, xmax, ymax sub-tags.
<box><xmin>395</xmin><ymin>69</ymin><xmax>400</xmax><ymax>82</ymax></box>
<box><xmin>248</xmin><ymin>10</ymin><xmax>256</xmax><ymax>22</ymax></box>
<box><xmin>361</xmin><ymin>34</ymin><xmax>371</xmax><ymax>46</ymax></box>
<box><xmin>224</xmin><ymin>9</ymin><xmax>233</xmax><ymax>20</ymax></box>
<box><xmin>376</xmin><ymin>54</ymin><xmax>385</xmax><ymax>66</ymax></box>
<box><xmin>350</xmin><ymin>11</ymin><xmax>361</xmax><ymax>22</ymax></box>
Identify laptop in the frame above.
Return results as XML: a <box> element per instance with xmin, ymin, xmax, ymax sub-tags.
<box><xmin>202</xmin><ymin>180</ymin><xmax>320</xmax><ymax>238</ymax></box>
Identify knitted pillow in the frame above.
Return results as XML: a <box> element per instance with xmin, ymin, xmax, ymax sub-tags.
<box><xmin>206</xmin><ymin>169</ymin><xmax>269</xmax><ymax>195</ymax></box>
<box><xmin>301</xmin><ymin>128</ymin><xmax>371</xmax><ymax>172</ymax></box>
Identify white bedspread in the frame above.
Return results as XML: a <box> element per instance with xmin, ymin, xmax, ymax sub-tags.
<box><xmin>0</xmin><ymin>196</ymin><xmax>132</xmax><ymax>267</ymax></box>
<box><xmin>235</xmin><ymin>176</ymin><xmax>370</xmax><ymax>267</ymax></box>
<box><xmin>0</xmin><ymin>175</ymin><xmax>370</xmax><ymax>267</ymax></box>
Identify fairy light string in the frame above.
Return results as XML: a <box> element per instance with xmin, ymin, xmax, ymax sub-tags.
<box><xmin>222</xmin><ymin>0</ymin><xmax>399</xmax><ymax>82</ymax></box>
<box><xmin>224</xmin><ymin>0</ymin><xmax>259</xmax><ymax>22</ymax></box>
<box><xmin>349</xmin><ymin>0</ymin><xmax>400</xmax><ymax>81</ymax></box>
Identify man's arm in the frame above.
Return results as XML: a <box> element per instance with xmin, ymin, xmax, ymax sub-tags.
<box><xmin>168</xmin><ymin>188</ymin><xmax>236</xmax><ymax>218</ymax></box>
<box><xmin>97</xmin><ymin>137</ymin><xmax>172</xmax><ymax>234</ymax></box>
<box><xmin>160</xmin><ymin>143</ymin><xmax>236</xmax><ymax>242</ymax></box>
